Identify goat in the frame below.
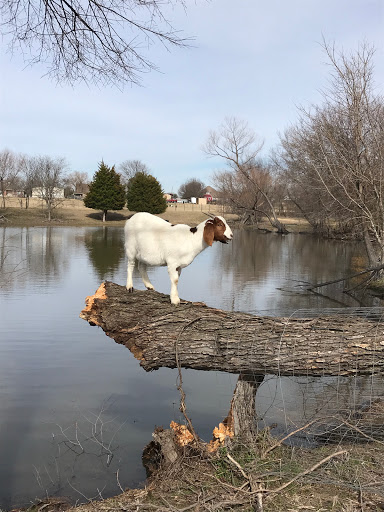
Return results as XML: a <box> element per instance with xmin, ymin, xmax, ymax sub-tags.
<box><xmin>124</xmin><ymin>212</ymin><xmax>233</xmax><ymax>305</ymax></box>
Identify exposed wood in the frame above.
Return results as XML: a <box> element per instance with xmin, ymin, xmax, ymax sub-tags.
<box><xmin>80</xmin><ymin>281</ymin><xmax>384</xmax><ymax>377</ymax></box>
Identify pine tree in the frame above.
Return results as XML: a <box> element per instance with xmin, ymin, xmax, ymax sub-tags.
<box><xmin>127</xmin><ymin>172</ymin><xmax>167</xmax><ymax>214</ymax></box>
<box><xmin>84</xmin><ymin>161</ymin><xmax>126</xmax><ymax>221</ymax></box>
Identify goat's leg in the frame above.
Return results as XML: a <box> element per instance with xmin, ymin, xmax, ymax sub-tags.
<box><xmin>168</xmin><ymin>265</ymin><xmax>181</xmax><ymax>305</ymax></box>
<box><xmin>126</xmin><ymin>259</ymin><xmax>135</xmax><ymax>292</ymax></box>
<box><xmin>138</xmin><ymin>262</ymin><xmax>155</xmax><ymax>291</ymax></box>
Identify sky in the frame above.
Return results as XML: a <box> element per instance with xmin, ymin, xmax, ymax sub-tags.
<box><xmin>1</xmin><ymin>0</ymin><xmax>384</xmax><ymax>194</ymax></box>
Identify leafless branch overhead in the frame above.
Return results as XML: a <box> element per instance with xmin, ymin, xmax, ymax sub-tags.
<box><xmin>1</xmin><ymin>0</ymin><xmax>191</xmax><ymax>86</ymax></box>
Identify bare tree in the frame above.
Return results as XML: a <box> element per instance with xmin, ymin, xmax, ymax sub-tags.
<box><xmin>65</xmin><ymin>171</ymin><xmax>89</xmax><ymax>196</ymax></box>
<box><xmin>278</xmin><ymin>41</ymin><xmax>384</xmax><ymax>266</ymax></box>
<box><xmin>213</xmin><ymin>161</ymin><xmax>280</xmax><ymax>227</ymax></box>
<box><xmin>118</xmin><ymin>160</ymin><xmax>150</xmax><ymax>185</ymax></box>
<box><xmin>203</xmin><ymin>117</ymin><xmax>288</xmax><ymax>233</ymax></box>
<box><xmin>0</xmin><ymin>149</ymin><xmax>25</xmax><ymax>208</ymax></box>
<box><xmin>178</xmin><ymin>178</ymin><xmax>205</xmax><ymax>200</ymax></box>
<box><xmin>20</xmin><ymin>155</ymin><xmax>39</xmax><ymax>208</ymax></box>
<box><xmin>30</xmin><ymin>155</ymin><xmax>67</xmax><ymax>221</ymax></box>
<box><xmin>1</xmin><ymin>0</ymin><xmax>190</xmax><ymax>87</ymax></box>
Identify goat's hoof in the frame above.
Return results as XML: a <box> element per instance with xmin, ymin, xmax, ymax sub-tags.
<box><xmin>146</xmin><ymin>286</ymin><xmax>155</xmax><ymax>291</ymax></box>
<box><xmin>127</xmin><ymin>287</ymin><xmax>134</xmax><ymax>293</ymax></box>
<box><xmin>171</xmin><ymin>298</ymin><xmax>180</xmax><ymax>306</ymax></box>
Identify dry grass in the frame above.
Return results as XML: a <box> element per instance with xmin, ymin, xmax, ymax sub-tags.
<box><xmin>0</xmin><ymin>198</ymin><xmax>310</xmax><ymax>233</ymax></box>
<box><xmin>13</xmin><ymin>430</ymin><xmax>384</xmax><ymax>512</ymax></box>
<box><xmin>0</xmin><ymin>199</ymin><xmax>238</xmax><ymax>228</ymax></box>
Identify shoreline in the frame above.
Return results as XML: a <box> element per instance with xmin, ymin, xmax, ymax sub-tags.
<box><xmin>0</xmin><ymin>199</ymin><xmax>311</xmax><ymax>233</ymax></box>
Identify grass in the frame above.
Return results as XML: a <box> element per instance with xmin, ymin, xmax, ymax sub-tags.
<box><xmin>0</xmin><ymin>198</ymin><xmax>310</xmax><ymax>232</ymax></box>
<box><xmin>0</xmin><ymin>198</ymin><xmax>237</xmax><ymax>228</ymax></box>
<box><xmin>43</xmin><ymin>433</ymin><xmax>383</xmax><ymax>512</ymax></box>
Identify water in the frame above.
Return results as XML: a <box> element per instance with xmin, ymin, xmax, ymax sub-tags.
<box><xmin>0</xmin><ymin>226</ymin><xmax>383</xmax><ymax>509</ymax></box>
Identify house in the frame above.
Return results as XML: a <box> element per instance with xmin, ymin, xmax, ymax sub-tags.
<box><xmin>32</xmin><ymin>187</ymin><xmax>65</xmax><ymax>199</ymax></box>
<box><xmin>4</xmin><ymin>189</ymin><xmax>24</xmax><ymax>198</ymax></box>
<box><xmin>74</xmin><ymin>183</ymin><xmax>90</xmax><ymax>200</ymax></box>
<box><xmin>164</xmin><ymin>193</ymin><xmax>177</xmax><ymax>203</ymax></box>
<box><xmin>203</xmin><ymin>186</ymin><xmax>219</xmax><ymax>203</ymax></box>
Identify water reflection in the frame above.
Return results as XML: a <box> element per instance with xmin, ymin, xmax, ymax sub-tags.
<box><xmin>255</xmin><ymin>373</ymin><xmax>384</xmax><ymax>444</ymax></box>
<box><xmin>212</xmin><ymin>230</ymin><xmax>376</xmax><ymax>313</ymax></box>
<box><xmin>0</xmin><ymin>227</ymin><xmax>71</xmax><ymax>292</ymax></box>
<box><xmin>216</xmin><ymin>372</ymin><xmax>384</xmax><ymax>452</ymax></box>
<box><xmin>1</xmin><ymin>226</ymin><xmax>384</xmax><ymax>509</ymax></box>
<box><xmin>83</xmin><ymin>228</ymin><xmax>125</xmax><ymax>281</ymax></box>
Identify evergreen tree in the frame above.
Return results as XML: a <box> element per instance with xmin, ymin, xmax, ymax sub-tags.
<box><xmin>84</xmin><ymin>161</ymin><xmax>126</xmax><ymax>221</ymax></box>
<box><xmin>127</xmin><ymin>172</ymin><xmax>167</xmax><ymax>214</ymax></box>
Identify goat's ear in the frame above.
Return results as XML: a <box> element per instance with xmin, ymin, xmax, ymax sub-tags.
<box><xmin>203</xmin><ymin>221</ymin><xmax>215</xmax><ymax>246</ymax></box>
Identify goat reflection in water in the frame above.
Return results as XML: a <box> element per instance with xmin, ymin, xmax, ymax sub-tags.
<box><xmin>124</xmin><ymin>212</ymin><xmax>233</xmax><ymax>305</ymax></box>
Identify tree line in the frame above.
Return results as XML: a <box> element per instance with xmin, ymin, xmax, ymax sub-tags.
<box><xmin>84</xmin><ymin>161</ymin><xmax>168</xmax><ymax>222</ymax></box>
<box><xmin>0</xmin><ymin>153</ymin><xmax>169</xmax><ymax>221</ymax></box>
<box><xmin>208</xmin><ymin>41</ymin><xmax>384</xmax><ymax>270</ymax></box>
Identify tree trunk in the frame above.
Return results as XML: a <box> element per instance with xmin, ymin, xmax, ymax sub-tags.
<box><xmin>103</xmin><ymin>210</ymin><xmax>107</xmax><ymax>222</ymax></box>
<box><xmin>223</xmin><ymin>374</ymin><xmax>264</xmax><ymax>442</ymax></box>
<box><xmin>80</xmin><ymin>282</ymin><xmax>384</xmax><ymax>377</ymax></box>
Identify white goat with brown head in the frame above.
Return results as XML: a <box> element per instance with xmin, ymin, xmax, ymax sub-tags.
<box><xmin>124</xmin><ymin>212</ymin><xmax>233</xmax><ymax>304</ymax></box>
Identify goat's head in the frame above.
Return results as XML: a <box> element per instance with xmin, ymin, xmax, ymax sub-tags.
<box><xmin>203</xmin><ymin>216</ymin><xmax>233</xmax><ymax>246</ymax></box>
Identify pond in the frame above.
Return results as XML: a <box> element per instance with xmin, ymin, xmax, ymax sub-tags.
<box><xmin>1</xmin><ymin>226</ymin><xmax>383</xmax><ymax>509</ymax></box>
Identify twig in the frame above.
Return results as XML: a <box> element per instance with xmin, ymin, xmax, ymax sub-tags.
<box><xmin>160</xmin><ymin>494</ymin><xmax>178</xmax><ymax>511</ymax></box>
<box><xmin>174</xmin><ymin>318</ymin><xmax>202</xmax><ymax>444</ymax></box>
<box><xmin>262</xmin><ymin>419</ymin><xmax>321</xmax><ymax>457</ymax></box>
<box><xmin>253</xmin><ymin>483</ymin><xmax>264</xmax><ymax>512</ymax></box>
<box><xmin>307</xmin><ymin>263</ymin><xmax>384</xmax><ymax>291</ymax></box>
<box><xmin>358</xmin><ymin>478</ymin><xmax>364</xmax><ymax>512</ymax></box>
<box><xmin>336</xmin><ymin>419</ymin><xmax>384</xmax><ymax>446</ymax></box>
<box><xmin>226</xmin><ymin>453</ymin><xmax>249</xmax><ymax>480</ymax></box>
<box><xmin>177</xmin><ymin>494</ymin><xmax>216</xmax><ymax>512</ymax></box>
<box><xmin>267</xmin><ymin>450</ymin><xmax>347</xmax><ymax>494</ymax></box>
<box><xmin>116</xmin><ymin>469</ymin><xmax>124</xmax><ymax>493</ymax></box>
<box><xmin>210</xmin><ymin>499</ymin><xmax>250</xmax><ymax>511</ymax></box>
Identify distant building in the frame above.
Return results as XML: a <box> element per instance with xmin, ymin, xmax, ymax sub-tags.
<box><xmin>164</xmin><ymin>193</ymin><xmax>177</xmax><ymax>203</ymax></box>
<box><xmin>203</xmin><ymin>186</ymin><xmax>219</xmax><ymax>203</ymax></box>
<box><xmin>32</xmin><ymin>187</ymin><xmax>65</xmax><ymax>199</ymax></box>
<box><xmin>4</xmin><ymin>189</ymin><xmax>24</xmax><ymax>197</ymax></box>
<box><xmin>74</xmin><ymin>183</ymin><xmax>90</xmax><ymax>200</ymax></box>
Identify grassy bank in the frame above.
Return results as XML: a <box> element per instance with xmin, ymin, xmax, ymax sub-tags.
<box><xmin>0</xmin><ymin>199</ymin><xmax>310</xmax><ymax>232</ymax></box>
<box><xmin>0</xmin><ymin>199</ymin><xmax>232</xmax><ymax>227</ymax></box>
<box><xmin>15</xmin><ymin>429</ymin><xmax>384</xmax><ymax>512</ymax></box>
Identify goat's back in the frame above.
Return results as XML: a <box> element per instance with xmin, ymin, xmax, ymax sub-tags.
<box><xmin>124</xmin><ymin>212</ymin><xmax>191</xmax><ymax>266</ymax></box>
<box><xmin>125</xmin><ymin>212</ymin><xmax>169</xmax><ymax>231</ymax></box>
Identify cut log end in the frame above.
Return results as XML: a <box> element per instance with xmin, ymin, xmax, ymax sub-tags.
<box><xmin>79</xmin><ymin>282</ymin><xmax>107</xmax><ymax>326</ymax></box>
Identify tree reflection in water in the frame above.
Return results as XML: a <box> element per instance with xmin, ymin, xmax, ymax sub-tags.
<box><xmin>84</xmin><ymin>227</ymin><xmax>125</xmax><ymax>281</ymax></box>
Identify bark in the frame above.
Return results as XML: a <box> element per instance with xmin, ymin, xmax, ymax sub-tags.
<box><xmin>223</xmin><ymin>375</ymin><xmax>264</xmax><ymax>442</ymax></box>
<box><xmin>80</xmin><ymin>281</ymin><xmax>384</xmax><ymax>377</ymax></box>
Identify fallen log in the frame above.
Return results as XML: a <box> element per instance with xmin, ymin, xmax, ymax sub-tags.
<box><xmin>80</xmin><ymin>281</ymin><xmax>384</xmax><ymax>377</ymax></box>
